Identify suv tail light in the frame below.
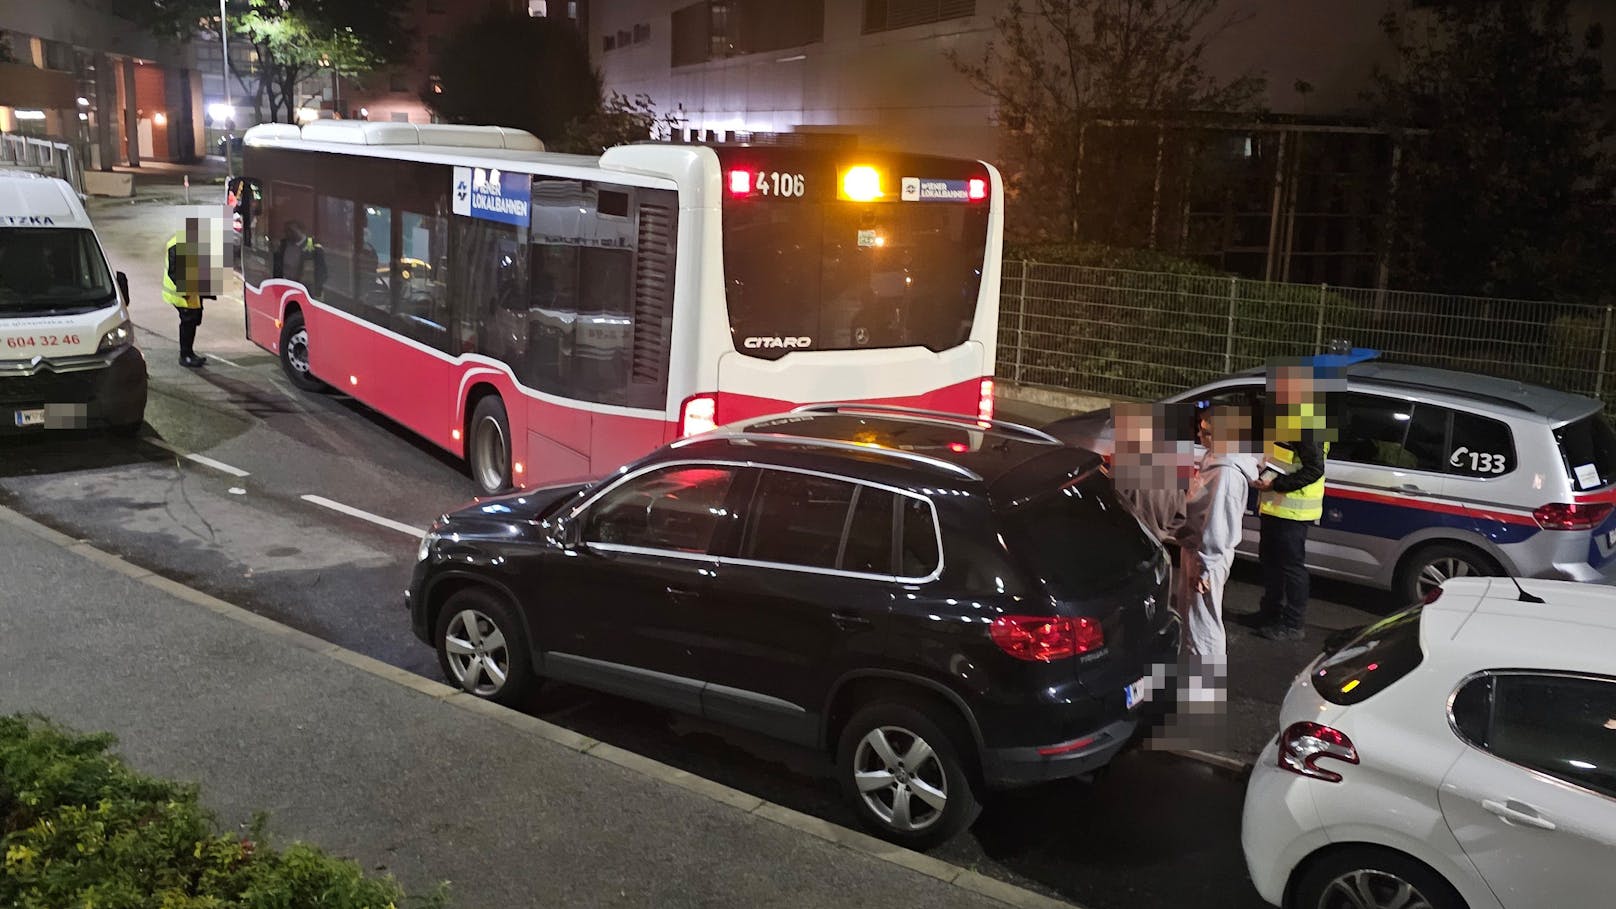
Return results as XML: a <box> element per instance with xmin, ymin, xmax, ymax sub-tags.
<box><xmin>989</xmin><ymin>615</ymin><xmax>1103</xmax><ymax>662</ymax></box>
<box><xmin>1533</xmin><ymin>501</ymin><xmax>1614</xmax><ymax>530</ymax></box>
<box><xmin>978</xmin><ymin>378</ymin><xmax>995</xmax><ymax>422</ymax></box>
<box><xmin>1278</xmin><ymin>721</ymin><xmax>1359</xmax><ymax>783</ymax></box>
<box><xmin>679</xmin><ymin>393</ymin><xmax>717</xmax><ymax>437</ymax></box>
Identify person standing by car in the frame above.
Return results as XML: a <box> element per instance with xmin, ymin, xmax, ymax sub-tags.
<box><xmin>1110</xmin><ymin>402</ymin><xmax>1189</xmax><ymax>556</ymax></box>
<box><xmin>1251</xmin><ymin>361</ymin><xmax>1332</xmax><ymax>641</ymax></box>
<box><xmin>1176</xmin><ymin>405</ymin><xmax>1261</xmax><ymax>672</ymax></box>
<box><xmin>164</xmin><ymin>218</ymin><xmax>216</xmax><ymax>368</ymax></box>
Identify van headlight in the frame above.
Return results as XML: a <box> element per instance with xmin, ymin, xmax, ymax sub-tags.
<box><xmin>97</xmin><ymin>320</ymin><xmax>133</xmax><ymax>353</ymax></box>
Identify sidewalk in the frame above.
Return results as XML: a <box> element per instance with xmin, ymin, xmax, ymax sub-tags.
<box><xmin>0</xmin><ymin>508</ymin><xmax>1059</xmax><ymax>909</ymax></box>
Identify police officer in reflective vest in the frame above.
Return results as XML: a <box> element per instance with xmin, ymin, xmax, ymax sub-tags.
<box><xmin>164</xmin><ymin>220</ymin><xmax>215</xmax><ymax>368</ymax></box>
<box><xmin>1250</xmin><ymin>362</ymin><xmax>1330</xmax><ymax>641</ymax></box>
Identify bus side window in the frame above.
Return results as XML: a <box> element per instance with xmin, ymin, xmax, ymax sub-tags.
<box><xmin>267</xmin><ymin>181</ymin><xmax>315</xmax><ymax>291</ymax></box>
<box><xmin>240</xmin><ymin>179</ymin><xmax>269</xmax><ymax>283</ymax></box>
<box><xmin>395</xmin><ymin>209</ymin><xmax>449</xmax><ymax>351</ymax></box>
<box><xmin>450</xmin><ymin>218</ymin><xmax>525</xmax><ymax>362</ymax></box>
<box><xmin>356</xmin><ymin>203</ymin><xmax>392</xmax><ymax>320</ymax></box>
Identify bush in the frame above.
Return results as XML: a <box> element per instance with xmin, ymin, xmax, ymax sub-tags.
<box><xmin>1002</xmin><ymin>242</ymin><xmax>1225</xmax><ymax>277</ymax></box>
<box><xmin>0</xmin><ymin>714</ymin><xmax>446</xmax><ymax>909</ymax></box>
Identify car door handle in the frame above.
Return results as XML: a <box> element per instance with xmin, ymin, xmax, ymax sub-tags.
<box><xmin>1398</xmin><ymin>483</ymin><xmax>1425</xmax><ymax>493</ymax></box>
<box><xmin>1482</xmin><ymin>798</ymin><xmax>1557</xmax><ymax>831</ymax></box>
<box><xmin>665</xmin><ymin>586</ymin><xmax>699</xmax><ymax>605</ymax></box>
<box><xmin>830</xmin><ymin>612</ymin><xmax>872</xmax><ymax>631</ymax></box>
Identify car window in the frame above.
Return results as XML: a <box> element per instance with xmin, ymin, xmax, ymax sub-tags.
<box><xmin>898</xmin><ymin>496</ymin><xmax>940</xmax><ymax>578</ymax></box>
<box><xmin>997</xmin><ymin>471</ymin><xmax>1157</xmax><ymax>598</ymax></box>
<box><xmin>842</xmin><ymin>486</ymin><xmax>897</xmax><ymax>575</ymax></box>
<box><xmin>1310</xmin><ymin>605</ymin><xmax>1425</xmax><ymax>705</ymax></box>
<box><xmin>1403</xmin><ymin>404</ymin><xmax>1449</xmax><ymax>473</ymax></box>
<box><xmin>741</xmin><ymin>471</ymin><xmax>858</xmax><ymax>570</ymax></box>
<box><xmin>1447</xmin><ymin>411</ymin><xmax>1515</xmax><ymax>478</ymax></box>
<box><xmin>1556</xmin><ymin>413</ymin><xmax>1616</xmax><ymax>492</ymax></box>
<box><xmin>584</xmin><ymin>465</ymin><xmax>736</xmax><ymax>553</ymax></box>
<box><xmin>1332</xmin><ymin>393</ymin><xmax>1441</xmax><ymax>471</ymax></box>
<box><xmin>1457</xmin><ymin>673</ymin><xmax>1616</xmax><ymax>800</ymax></box>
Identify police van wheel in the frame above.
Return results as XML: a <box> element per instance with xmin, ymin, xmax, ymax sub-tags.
<box><xmin>1395</xmin><ymin>543</ymin><xmax>1498</xmax><ymax>605</ymax></box>
<box><xmin>279</xmin><ymin>311</ymin><xmax>324</xmax><ymax>392</ymax></box>
<box><xmin>469</xmin><ymin>396</ymin><xmax>513</xmax><ymax>496</ymax></box>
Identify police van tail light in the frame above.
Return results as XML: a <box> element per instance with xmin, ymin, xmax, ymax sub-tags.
<box><xmin>679</xmin><ymin>393</ymin><xmax>718</xmax><ymax>437</ymax></box>
<box><xmin>977</xmin><ymin>378</ymin><xmax>995</xmax><ymax>422</ymax></box>
<box><xmin>1532</xmin><ymin>501</ymin><xmax>1613</xmax><ymax>530</ymax></box>
<box><xmin>1278</xmin><ymin>721</ymin><xmax>1359</xmax><ymax>783</ymax></box>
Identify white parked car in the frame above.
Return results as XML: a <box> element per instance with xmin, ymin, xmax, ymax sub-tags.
<box><xmin>1242</xmin><ymin>577</ymin><xmax>1616</xmax><ymax>909</ymax></box>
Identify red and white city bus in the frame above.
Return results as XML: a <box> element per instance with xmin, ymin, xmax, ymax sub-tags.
<box><xmin>238</xmin><ymin>120</ymin><xmax>1003</xmax><ymax>494</ymax></box>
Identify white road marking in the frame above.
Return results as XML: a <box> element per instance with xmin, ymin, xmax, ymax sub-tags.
<box><xmin>300</xmin><ymin>494</ymin><xmax>426</xmax><ymax>538</ymax></box>
<box><xmin>145</xmin><ymin>439</ymin><xmax>252</xmax><ymax>477</ymax></box>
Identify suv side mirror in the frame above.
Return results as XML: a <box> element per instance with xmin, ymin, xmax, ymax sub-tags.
<box><xmin>115</xmin><ymin>271</ymin><xmax>130</xmax><ymax>306</ymax></box>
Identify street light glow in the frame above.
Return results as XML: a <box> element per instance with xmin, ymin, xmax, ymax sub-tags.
<box><xmin>207</xmin><ymin>102</ymin><xmax>233</xmax><ymax>123</ymax></box>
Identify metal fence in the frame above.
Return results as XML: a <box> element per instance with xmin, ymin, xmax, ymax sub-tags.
<box><xmin>998</xmin><ymin>261</ymin><xmax>1615</xmax><ymax>409</ymax></box>
<box><xmin>0</xmin><ymin>133</ymin><xmax>84</xmax><ymax>197</ymax></box>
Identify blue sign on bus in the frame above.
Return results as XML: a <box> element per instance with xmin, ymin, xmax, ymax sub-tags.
<box><xmin>452</xmin><ymin>166</ymin><xmax>530</xmax><ymax>227</ymax></box>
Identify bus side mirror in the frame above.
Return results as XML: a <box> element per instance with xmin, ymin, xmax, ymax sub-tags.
<box><xmin>115</xmin><ymin>271</ymin><xmax>130</xmax><ymax>306</ymax></box>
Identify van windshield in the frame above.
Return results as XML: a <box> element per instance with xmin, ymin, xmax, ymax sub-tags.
<box><xmin>0</xmin><ymin>228</ymin><xmax>116</xmax><ymax>314</ymax></box>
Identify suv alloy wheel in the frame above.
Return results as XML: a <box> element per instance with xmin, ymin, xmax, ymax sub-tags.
<box><xmin>836</xmin><ymin>700</ymin><xmax>980</xmax><ymax>849</ymax></box>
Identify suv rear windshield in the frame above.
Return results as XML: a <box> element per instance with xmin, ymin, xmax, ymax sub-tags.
<box><xmin>0</xmin><ymin>228</ymin><xmax>115</xmax><ymax>315</ymax></box>
<box><xmin>998</xmin><ymin>473</ymin><xmax>1158</xmax><ymax>598</ymax></box>
<box><xmin>1555</xmin><ymin>413</ymin><xmax>1616</xmax><ymax>492</ymax></box>
<box><xmin>1311</xmin><ymin>605</ymin><xmax>1425</xmax><ymax>705</ymax></box>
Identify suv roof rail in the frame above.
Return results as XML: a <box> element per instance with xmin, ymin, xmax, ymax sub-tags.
<box><xmin>707</xmin><ymin>430</ymin><xmax>983</xmax><ymax>481</ymax></box>
<box><xmin>787</xmin><ymin>403</ymin><xmax>1061</xmax><ymax>444</ymax></box>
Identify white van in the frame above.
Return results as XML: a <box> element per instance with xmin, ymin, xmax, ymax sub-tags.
<box><xmin>0</xmin><ymin>171</ymin><xmax>146</xmax><ymax>435</ymax></box>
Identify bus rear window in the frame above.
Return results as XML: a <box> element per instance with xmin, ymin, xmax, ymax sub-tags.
<box><xmin>1555</xmin><ymin>413</ymin><xmax>1616</xmax><ymax>492</ymax></box>
<box><xmin>1311</xmin><ymin>606</ymin><xmax>1425</xmax><ymax>705</ymax></box>
<box><xmin>723</xmin><ymin>200</ymin><xmax>988</xmax><ymax>359</ymax></box>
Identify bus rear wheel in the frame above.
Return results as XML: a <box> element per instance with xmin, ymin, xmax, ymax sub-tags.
<box><xmin>279</xmin><ymin>311</ymin><xmax>324</xmax><ymax>392</ymax></box>
<box><xmin>469</xmin><ymin>396</ymin><xmax>513</xmax><ymax>496</ymax></box>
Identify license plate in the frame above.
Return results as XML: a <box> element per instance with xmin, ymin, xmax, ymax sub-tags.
<box><xmin>13</xmin><ymin>408</ymin><xmax>43</xmax><ymax>427</ymax></box>
<box><xmin>1606</xmin><ymin>529</ymin><xmax>1616</xmax><ymax>549</ymax></box>
<box><xmin>1123</xmin><ymin>675</ymin><xmax>1148</xmax><ymax>709</ymax></box>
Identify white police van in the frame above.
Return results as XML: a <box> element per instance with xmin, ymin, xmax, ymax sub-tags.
<box><xmin>0</xmin><ymin>171</ymin><xmax>146</xmax><ymax>435</ymax></box>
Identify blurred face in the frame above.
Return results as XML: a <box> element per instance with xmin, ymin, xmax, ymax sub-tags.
<box><xmin>1273</xmin><ymin>366</ymin><xmax>1316</xmax><ymax>407</ymax></box>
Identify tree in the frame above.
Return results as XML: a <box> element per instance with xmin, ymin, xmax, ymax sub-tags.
<box><xmin>553</xmin><ymin>92</ymin><xmax>685</xmax><ymax>155</ymax></box>
<box><xmin>425</xmin><ymin>12</ymin><xmax>600</xmax><ymax>147</ymax></box>
<box><xmin>948</xmin><ymin>0</ymin><xmax>1265</xmax><ymax>243</ymax></box>
<box><xmin>1370</xmin><ymin>0</ymin><xmax>1613</xmax><ymax>301</ymax></box>
<box><xmin>139</xmin><ymin>0</ymin><xmax>408</xmax><ymax>123</ymax></box>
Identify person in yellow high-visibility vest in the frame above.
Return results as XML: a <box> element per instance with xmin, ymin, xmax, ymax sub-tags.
<box><xmin>1249</xmin><ymin>362</ymin><xmax>1330</xmax><ymax>641</ymax></box>
<box><xmin>164</xmin><ymin>220</ymin><xmax>216</xmax><ymax>368</ymax></box>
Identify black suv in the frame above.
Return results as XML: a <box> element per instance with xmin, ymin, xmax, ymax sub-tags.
<box><xmin>407</xmin><ymin>405</ymin><xmax>1178</xmax><ymax>847</ymax></box>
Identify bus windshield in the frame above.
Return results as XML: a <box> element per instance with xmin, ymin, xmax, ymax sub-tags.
<box><xmin>723</xmin><ymin>198</ymin><xmax>988</xmax><ymax>359</ymax></box>
<box><xmin>0</xmin><ymin>228</ymin><xmax>116</xmax><ymax>315</ymax></box>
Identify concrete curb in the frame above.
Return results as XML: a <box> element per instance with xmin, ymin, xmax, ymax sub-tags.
<box><xmin>0</xmin><ymin>504</ymin><xmax>1081</xmax><ymax>909</ymax></box>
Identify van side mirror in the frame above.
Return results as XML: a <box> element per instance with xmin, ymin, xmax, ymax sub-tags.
<box><xmin>115</xmin><ymin>271</ymin><xmax>130</xmax><ymax>306</ymax></box>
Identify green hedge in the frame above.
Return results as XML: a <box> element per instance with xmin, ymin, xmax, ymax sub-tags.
<box><xmin>0</xmin><ymin>714</ymin><xmax>446</xmax><ymax>909</ymax></box>
<box><xmin>1002</xmin><ymin>242</ymin><xmax>1226</xmax><ymax>277</ymax></box>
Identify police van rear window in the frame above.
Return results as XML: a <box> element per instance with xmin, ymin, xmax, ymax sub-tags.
<box><xmin>1311</xmin><ymin>605</ymin><xmax>1425</xmax><ymax>706</ymax></box>
<box><xmin>1555</xmin><ymin>414</ymin><xmax>1616</xmax><ymax>492</ymax></box>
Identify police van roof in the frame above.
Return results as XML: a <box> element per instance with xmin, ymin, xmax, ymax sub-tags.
<box><xmin>0</xmin><ymin>171</ymin><xmax>90</xmax><ymax>229</ymax></box>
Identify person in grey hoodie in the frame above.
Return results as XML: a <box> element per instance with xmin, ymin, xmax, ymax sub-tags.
<box><xmin>1175</xmin><ymin>404</ymin><xmax>1262</xmax><ymax>671</ymax></box>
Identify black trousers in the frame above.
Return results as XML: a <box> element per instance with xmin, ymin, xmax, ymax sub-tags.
<box><xmin>177</xmin><ymin>306</ymin><xmax>203</xmax><ymax>358</ymax></box>
<box><xmin>1259</xmin><ymin>514</ymin><xmax>1311</xmax><ymax>629</ymax></box>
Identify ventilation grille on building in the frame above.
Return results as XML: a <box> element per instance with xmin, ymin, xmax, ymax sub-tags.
<box><xmin>864</xmin><ymin>0</ymin><xmax>975</xmax><ymax>33</ymax></box>
<box><xmin>631</xmin><ymin>200</ymin><xmax>676</xmax><ymax>384</ymax></box>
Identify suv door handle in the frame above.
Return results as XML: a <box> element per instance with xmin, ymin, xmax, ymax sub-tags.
<box><xmin>1482</xmin><ymin>798</ymin><xmax>1557</xmax><ymax>830</ymax></box>
<box><xmin>830</xmin><ymin>612</ymin><xmax>872</xmax><ymax>630</ymax></box>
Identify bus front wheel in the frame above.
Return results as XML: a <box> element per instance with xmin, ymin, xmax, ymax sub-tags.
<box><xmin>279</xmin><ymin>311</ymin><xmax>324</xmax><ymax>392</ymax></box>
<box><xmin>469</xmin><ymin>396</ymin><xmax>513</xmax><ymax>496</ymax></box>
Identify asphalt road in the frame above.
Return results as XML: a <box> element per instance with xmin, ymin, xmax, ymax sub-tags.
<box><xmin>0</xmin><ymin>186</ymin><xmax>1394</xmax><ymax>909</ymax></box>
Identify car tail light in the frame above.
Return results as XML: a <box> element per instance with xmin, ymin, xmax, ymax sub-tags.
<box><xmin>1278</xmin><ymin>721</ymin><xmax>1359</xmax><ymax>783</ymax></box>
<box><xmin>1421</xmin><ymin>585</ymin><xmax>1444</xmax><ymax>605</ymax></box>
<box><xmin>989</xmin><ymin>615</ymin><xmax>1104</xmax><ymax>662</ymax></box>
<box><xmin>679</xmin><ymin>393</ymin><xmax>717</xmax><ymax>437</ymax></box>
<box><xmin>977</xmin><ymin>378</ymin><xmax>995</xmax><ymax>421</ymax></box>
<box><xmin>1532</xmin><ymin>501</ymin><xmax>1614</xmax><ymax>530</ymax></box>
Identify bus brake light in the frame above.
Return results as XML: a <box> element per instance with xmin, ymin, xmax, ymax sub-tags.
<box><xmin>728</xmin><ymin>170</ymin><xmax>752</xmax><ymax>196</ymax></box>
<box><xmin>978</xmin><ymin>378</ymin><xmax>995</xmax><ymax>421</ymax></box>
<box><xmin>681</xmin><ymin>394</ymin><xmax>718</xmax><ymax>437</ymax></box>
<box><xmin>968</xmin><ymin>178</ymin><xmax>987</xmax><ymax>200</ymax></box>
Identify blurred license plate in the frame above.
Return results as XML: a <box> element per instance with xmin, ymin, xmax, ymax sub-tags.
<box><xmin>1123</xmin><ymin>675</ymin><xmax>1148</xmax><ymax>709</ymax></box>
<box><xmin>13</xmin><ymin>408</ymin><xmax>43</xmax><ymax>427</ymax></box>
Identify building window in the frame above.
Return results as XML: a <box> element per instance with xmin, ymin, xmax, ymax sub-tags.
<box><xmin>427</xmin><ymin>35</ymin><xmax>446</xmax><ymax>55</ymax></box>
<box><xmin>427</xmin><ymin>0</ymin><xmax>446</xmax><ymax>13</ymax></box>
<box><xmin>672</xmin><ymin>0</ymin><xmax>823</xmax><ymax>67</ymax></box>
<box><xmin>617</xmin><ymin>29</ymin><xmax>632</xmax><ymax>47</ymax></box>
<box><xmin>389</xmin><ymin>70</ymin><xmax>408</xmax><ymax>93</ymax></box>
<box><xmin>528</xmin><ymin>0</ymin><xmax>547</xmax><ymax>15</ymax></box>
<box><xmin>603</xmin><ymin>34</ymin><xmax>616</xmax><ymax>51</ymax></box>
<box><xmin>634</xmin><ymin>23</ymin><xmax>651</xmax><ymax>43</ymax></box>
<box><xmin>863</xmin><ymin>0</ymin><xmax>975</xmax><ymax>34</ymax></box>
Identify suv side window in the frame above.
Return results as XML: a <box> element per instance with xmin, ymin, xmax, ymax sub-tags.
<box><xmin>584</xmin><ymin>465</ymin><xmax>737</xmax><ymax>553</ymax></box>
<box><xmin>738</xmin><ymin>470</ymin><xmax>937</xmax><ymax>578</ymax></box>
<box><xmin>1451</xmin><ymin>672</ymin><xmax>1616</xmax><ymax>799</ymax></box>
<box><xmin>1333</xmin><ymin>393</ymin><xmax>1443</xmax><ymax>472</ymax></box>
<box><xmin>1447</xmin><ymin>411</ymin><xmax>1516</xmax><ymax>478</ymax></box>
